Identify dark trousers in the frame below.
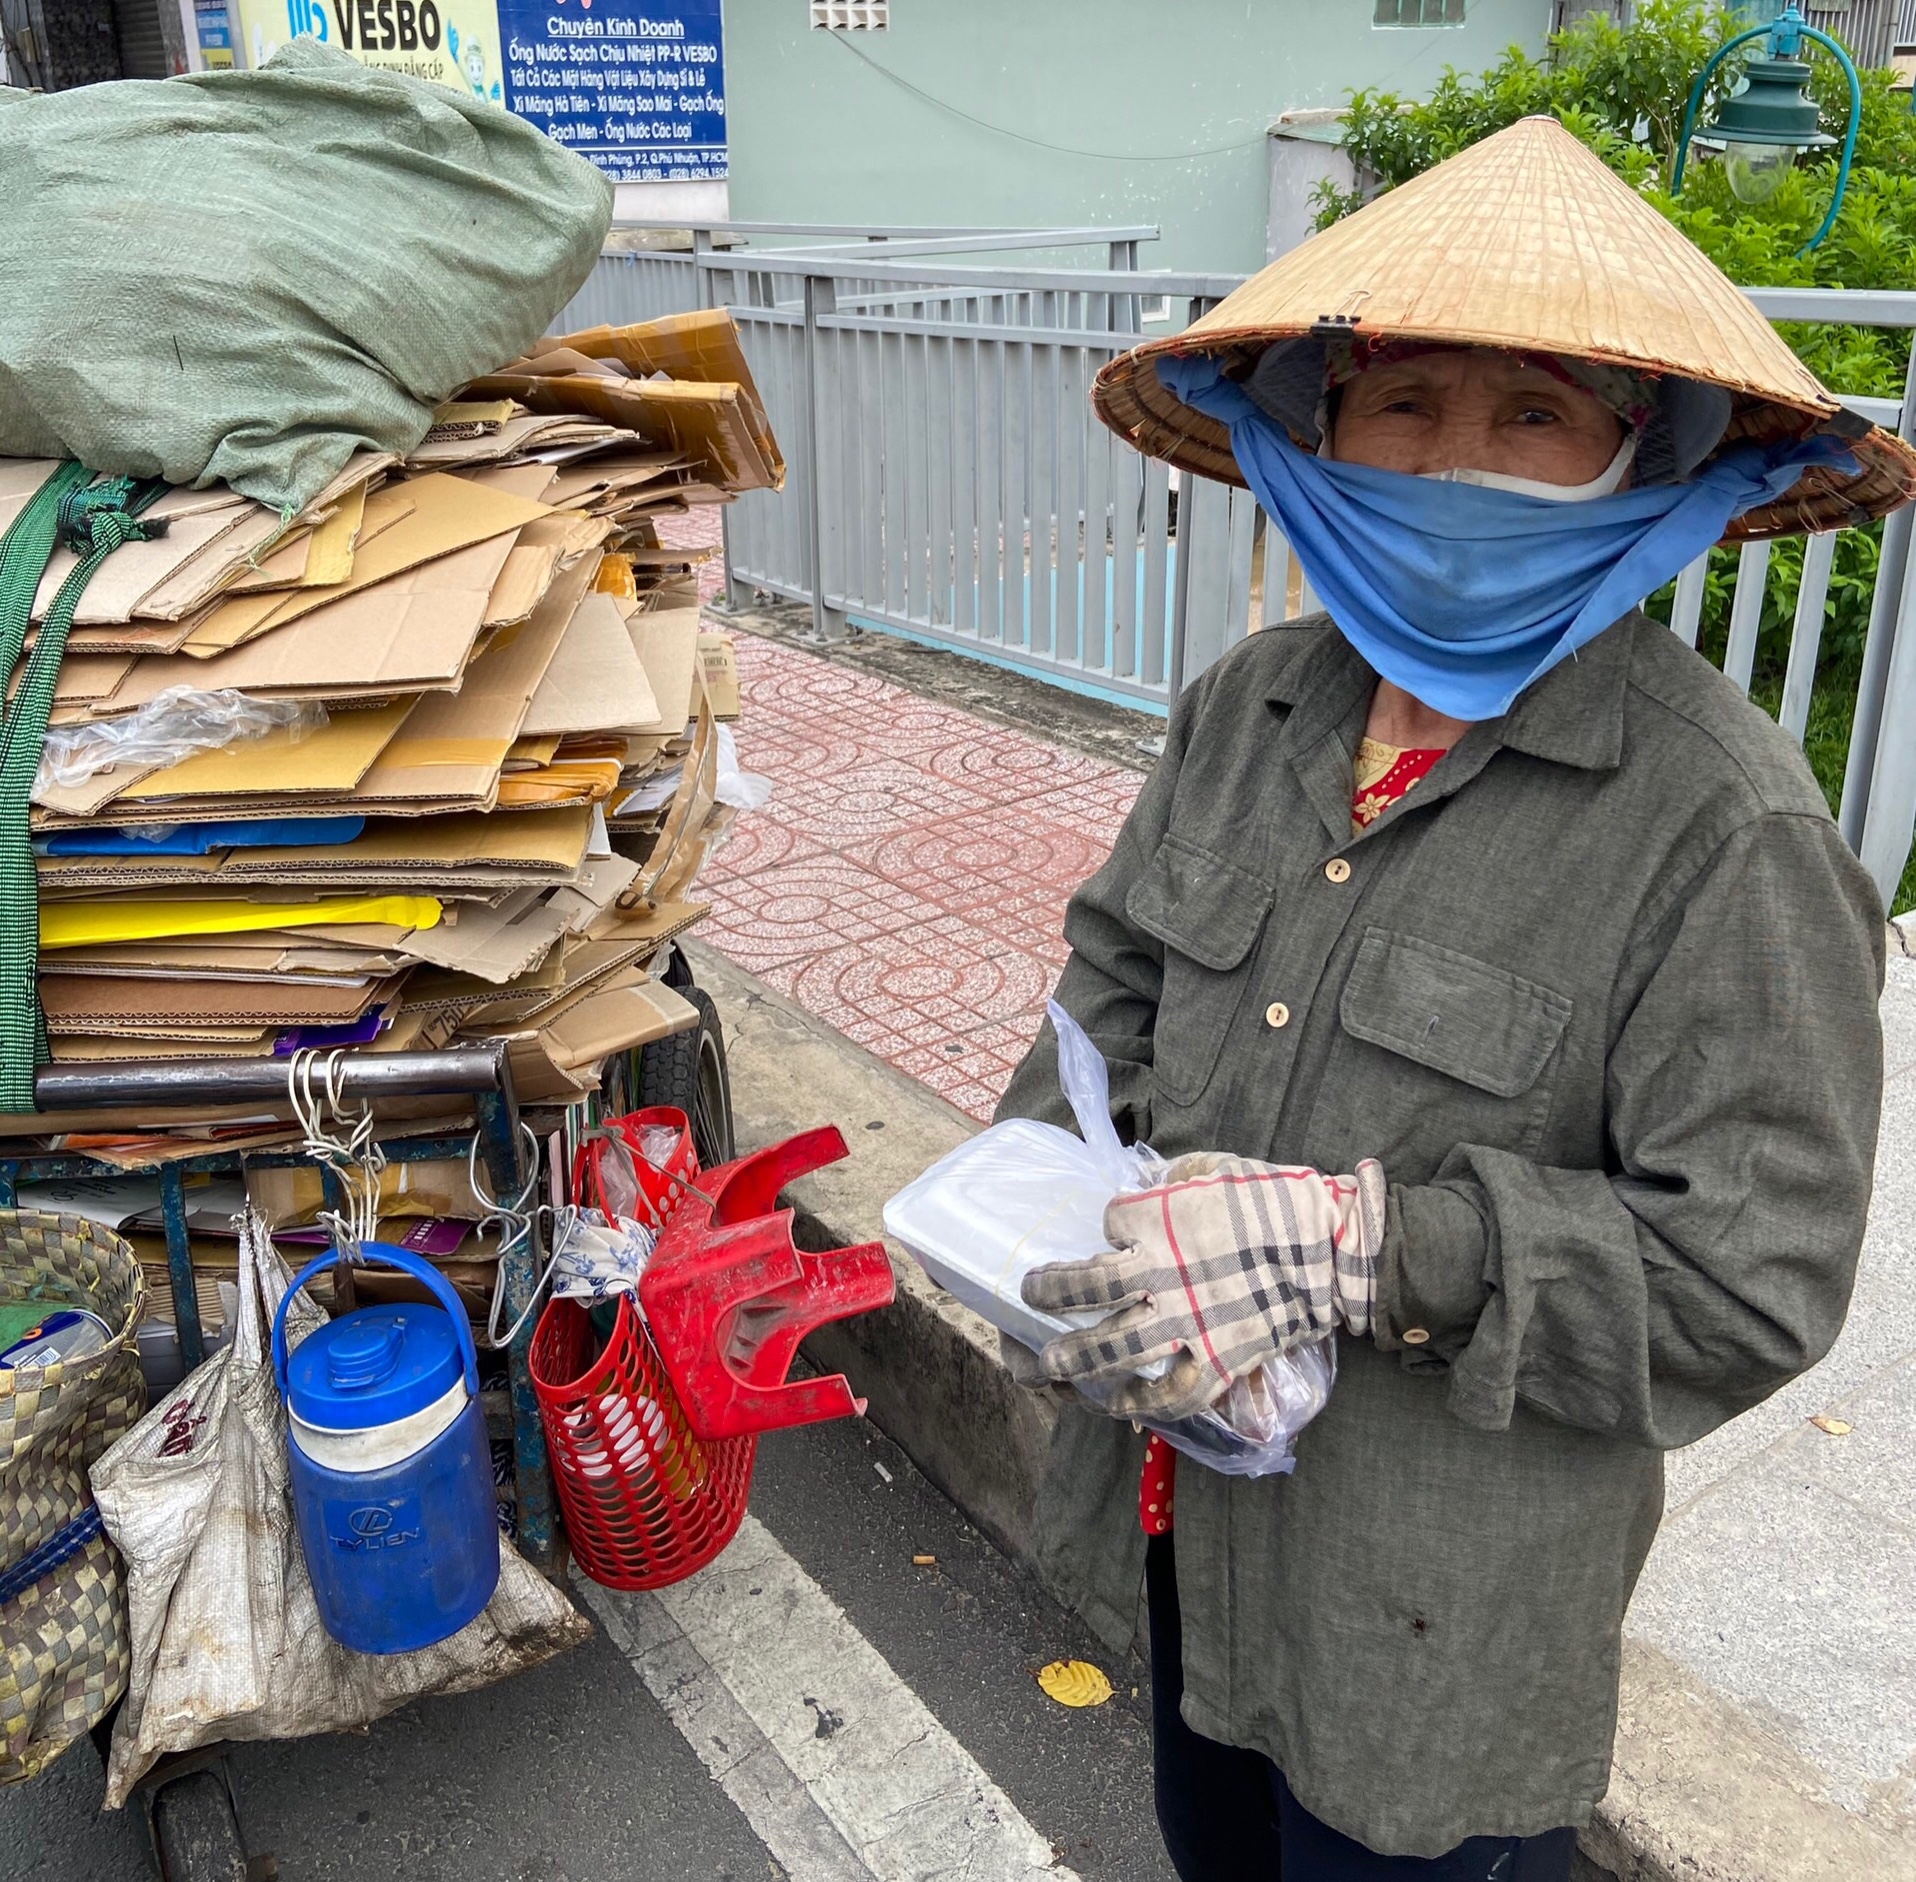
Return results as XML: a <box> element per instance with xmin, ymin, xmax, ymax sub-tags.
<box><xmin>1146</xmin><ymin>1535</ymin><xmax>1578</xmax><ymax>1882</ymax></box>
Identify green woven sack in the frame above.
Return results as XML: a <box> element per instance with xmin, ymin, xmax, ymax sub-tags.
<box><xmin>0</xmin><ymin>39</ymin><xmax>612</xmax><ymax>514</ymax></box>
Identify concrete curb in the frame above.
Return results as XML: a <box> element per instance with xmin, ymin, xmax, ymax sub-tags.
<box><xmin>689</xmin><ymin>938</ymin><xmax>1911</xmax><ymax>1882</ymax></box>
<box><xmin>1594</xmin><ymin>1641</ymin><xmax>1916</xmax><ymax>1882</ymax></box>
<box><xmin>685</xmin><ymin>942</ymin><xmax>1059</xmax><ymax>1566</ymax></box>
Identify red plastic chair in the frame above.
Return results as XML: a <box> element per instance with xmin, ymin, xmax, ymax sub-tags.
<box><xmin>531</xmin><ymin>1120</ymin><xmax>894</xmax><ymax>1591</ymax></box>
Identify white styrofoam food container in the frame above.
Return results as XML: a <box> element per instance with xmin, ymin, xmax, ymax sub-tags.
<box><xmin>881</xmin><ymin>1116</ymin><xmax>1116</xmax><ymax>1354</ymax></box>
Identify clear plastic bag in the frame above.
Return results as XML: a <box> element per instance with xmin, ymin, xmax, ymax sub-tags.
<box><xmin>883</xmin><ymin>1000</ymin><xmax>1335</xmax><ymax>1477</ymax></box>
<box><xmin>592</xmin><ymin>1132</ymin><xmax>642</xmax><ymax>1222</ymax></box>
<box><xmin>635</xmin><ymin>1124</ymin><xmax>683</xmax><ymax>1170</ymax></box>
<box><xmin>36</xmin><ymin>687</ymin><xmax>324</xmax><ymax>793</ymax></box>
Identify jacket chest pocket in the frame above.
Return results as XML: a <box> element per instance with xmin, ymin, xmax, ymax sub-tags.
<box><xmin>1308</xmin><ymin>927</ymin><xmax>1572</xmax><ymax>1174</ymax></box>
<box><xmin>1126</xmin><ymin>833</ymin><xmax>1273</xmax><ymax>1108</ymax></box>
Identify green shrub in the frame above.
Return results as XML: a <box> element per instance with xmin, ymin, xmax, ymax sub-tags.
<box><xmin>1319</xmin><ymin>0</ymin><xmax>1916</xmax><ymax>910</ymax></box>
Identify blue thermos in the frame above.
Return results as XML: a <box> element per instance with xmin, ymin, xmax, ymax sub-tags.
<box><xmin>272</xmin><ymin>1243</ymin><xmax>500</xmax><ymax>1655</ymax></box>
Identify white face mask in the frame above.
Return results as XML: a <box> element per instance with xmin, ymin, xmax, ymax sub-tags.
<box><xmin>1319</xmin><ymin>430</ymin><xmax>1638</xmax><ymax>503</ymax></box>
<box><xmin>1420</xmin><ymin>434</ymin><xmax>1637</xmax><ymax>502</ymax></box>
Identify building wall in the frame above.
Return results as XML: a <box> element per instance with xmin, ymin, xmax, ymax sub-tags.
<box><xmin>24</xmin><ymin>0</ymin><xmax>124</xmax><ymax>86</ymax></box>
<box><xmin>722</xmin><ymin>0</ymin><xmax>1553</xmax><ymax>273</ymax></box>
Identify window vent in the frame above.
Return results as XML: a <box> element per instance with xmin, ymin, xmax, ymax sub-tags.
<box><xmin>1374</xmin><ymin>0</ymin><xmax>1465</xmax><ymax>23</ymax></box>
<box><xmin>812</xmin><ymin>2</ymin><xmax>889</xmax><ymax>27</ymax></box>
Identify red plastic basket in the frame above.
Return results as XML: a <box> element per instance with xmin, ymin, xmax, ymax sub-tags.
<box><xmin>569</xmin><ymin>1105</ymin><xmax>698</xmax><ymax>1229</ymax></box>
<box><xmin>529</xmin><ymin>1292</ymin><xmax>756</xmax><ymax>1592</ymax></box>
<box><xmin>533</xmin><ymin>1115</ymin><xmax>893</xmax><ymax>1591</ymax></box>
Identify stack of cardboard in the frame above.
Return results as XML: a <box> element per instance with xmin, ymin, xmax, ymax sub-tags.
<box><xmin>10</xmin><ymin>307</ymin><xmax>780</xmax><ymax>1132</ymax></box>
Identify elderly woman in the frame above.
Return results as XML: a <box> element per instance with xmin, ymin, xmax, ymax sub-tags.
<box><xmin>995</xmin><ymin>120</ymin><xmax>1916</xmax><ymax>1881</ymax></box>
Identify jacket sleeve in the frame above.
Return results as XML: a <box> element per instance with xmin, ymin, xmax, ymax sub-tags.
<box><xmin>1378</xmin><ymin>809</ymin><xmax>1887</xmax><ymax>1449</ymax></box>
<box><xmin>993</xmin><ymin>666</ymin><xmax>1217</xmax><ymax>1139</ymax></box>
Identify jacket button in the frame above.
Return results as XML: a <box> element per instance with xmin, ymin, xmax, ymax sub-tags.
<box><xmin>1265</xmin><ymin>1001</ymin><xmax>1290</xmax><ymax>1029</ymax></box>
<box><xmin>1324</xmin><ymin>857</ymin><xmax>1352</xmax><ymax>884</ymax></box>
<box><xmin>1402</xmin><ymin>1327</ymin><xmax>1431</xmax><ymax>1346</ymax></box>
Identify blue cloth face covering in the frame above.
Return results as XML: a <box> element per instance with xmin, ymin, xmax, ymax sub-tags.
<box><xmin>1156</xmin><ymin>354</ymin><xmax>1856</xmax><ymax>721</ymax></box>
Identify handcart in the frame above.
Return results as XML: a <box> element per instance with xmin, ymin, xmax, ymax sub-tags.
<box><xmin>0</xmin><ymin>946</ymin><xmax>736</xmax><ymax>1881</ymax></box>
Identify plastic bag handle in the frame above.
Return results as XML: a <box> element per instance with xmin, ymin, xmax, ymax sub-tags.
<box><xmin>1047</xmin><ymin>998</ymin><xmax>1135</xmax><ymax>1192</ymax></box>
<box><xmin>271</xmin><ymin>1240</ymin><xmax>481</xmax><ymax>1403</ymax></box>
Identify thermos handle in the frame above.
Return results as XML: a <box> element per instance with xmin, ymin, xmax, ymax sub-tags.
<box><xmin>272</xmin><ymin>1241</ymin><xmax>483</xmax><ymax>1402</ymax></box>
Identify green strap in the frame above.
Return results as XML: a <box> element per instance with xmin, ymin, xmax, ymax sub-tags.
<box><xmin>0</xmin><ymin>466</ymin><xmax>168</xmax><ymax>1110</ymax></box>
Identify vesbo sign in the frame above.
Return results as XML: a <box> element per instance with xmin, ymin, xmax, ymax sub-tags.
<box><xmin>235</xmin><ymin>0</ymin><xmax>727</xmax><ymax>181</ymax></box>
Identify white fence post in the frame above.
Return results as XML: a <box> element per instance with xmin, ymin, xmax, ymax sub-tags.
<box><xmin>1839</xmin><ymin>337</ymin><xmax>1916</xmax><ymax>851</ymax></box>
<box><xmin>800</xmin><ymin>271</ymin><xmax>847</xmax><ymax>642</ymax></box>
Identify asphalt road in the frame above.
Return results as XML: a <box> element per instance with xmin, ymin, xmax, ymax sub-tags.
<box><xmin>0</xmin><ymin>1405</ymin><xmax>1170</xmax><ymax>1882</ymax></box>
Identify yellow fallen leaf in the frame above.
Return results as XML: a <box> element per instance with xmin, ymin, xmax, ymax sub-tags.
<box><xmin>1037</xmin><ymin>1659</ymin><xmax>1113</xmax><ymax>1708</ymax></box>
<box><xmin>1809</xmin><ymin>1415</ymin><xmax>1853</xmax><ymax>1436</ymax></box>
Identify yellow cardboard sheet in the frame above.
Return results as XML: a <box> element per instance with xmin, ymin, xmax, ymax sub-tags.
<box><xmin>431</xmin><ymin>399</ymin><xmax>520</xmax><ymax>427</ymax></box>
<box><xmin>42</xmin><ymin>894</ymin><xmax>441</xmax><ymax>950</ymax></box>
<box><xmin>114</xmin><ymin>698</ymin><xmax>416</xmax><ymax>804</ymax></box>
<box><xmin>227</xmin><ymin>483</ymin><xmax>370</xmax><ymax>592</ymax></box>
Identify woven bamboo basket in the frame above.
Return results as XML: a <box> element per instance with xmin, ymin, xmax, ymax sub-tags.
<box><xmin>0</xmin><ymin>1210</ymin><xmax>146</xmax><ymax>1786</ymax></box>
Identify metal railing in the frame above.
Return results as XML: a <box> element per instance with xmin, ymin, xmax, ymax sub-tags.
<box><xmin>553</xmin><ymin>221</ymin><xmax>1159</xmax><ymax>334</ymax></box>
<box><xmin>557</xmin><ymin>227</ymin><xmax>1916</xmax><ymax>905</ymax></box>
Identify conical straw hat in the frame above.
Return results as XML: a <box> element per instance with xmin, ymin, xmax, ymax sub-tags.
<box><xmin>1092</xmin><ymin>117</ymin><xmax>1916</xmax><ymax>538</ymax></box>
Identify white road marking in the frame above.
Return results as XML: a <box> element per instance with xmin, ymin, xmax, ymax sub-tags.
<box><xmin>580</xmin><ymin>1515</ymin><xmax>1079</xmax><ymax>1882</ymax></box>
<box><xmin>586</xmin><ymin>1572</ymin><xmax>873</xmax><ymax>1881</ymax></box>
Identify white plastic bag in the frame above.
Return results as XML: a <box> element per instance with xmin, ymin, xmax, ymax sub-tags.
<box><xmin>90</xmin><ymin>1212</ymin><xmax>589</xmax><ymax>1808</ymax></box>
<box><xmin>36</xmin><ymin>687</ymin><xmax>323</xmax><ymax>794</ymax></box>
<box><xmin>883</xmin><ymin>1001</ymin><xmax>1334</xmax><ymax>1477</ymax></box>
<box><xmin>713</xmin><ymin>723</ymin><xmax>773</xmax><ymax>811</ymax></box>
<box><xmin>549</xmin><ymin>1208</ymin><xmax>656</xmax><ymax>1302</ymax></box>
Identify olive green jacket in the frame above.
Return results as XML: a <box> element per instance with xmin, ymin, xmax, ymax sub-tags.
<box><xmin>995</xmin><ymin>612</ymin><xmax>1885</xmax><ymax>1858</ymax></box>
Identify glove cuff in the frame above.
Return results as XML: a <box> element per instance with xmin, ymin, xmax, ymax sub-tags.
<box><xmin>1333</xmin><ymin>1158</ymin><xmax>1388</xmax><ymax>1338</ymax></box>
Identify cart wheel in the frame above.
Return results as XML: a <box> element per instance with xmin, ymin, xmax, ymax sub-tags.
<box><xmin>150</xmin><ymin>1768</ymin><xmax>249</xmax><ymax>1882</ymax></box>
<box><xmin>638</xmin><ymin>986</ymin><xmax>734</xmax><ymax>1167</ymax></box>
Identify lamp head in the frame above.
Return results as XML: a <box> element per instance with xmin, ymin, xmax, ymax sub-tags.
<box><xmin>1699</xmin><ymin>55</ymin><xmax>1834</xmax><ymax>203</ymax></box>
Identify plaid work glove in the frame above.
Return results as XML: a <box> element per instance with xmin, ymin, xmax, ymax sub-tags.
<box><xmin>1020</xmin><ymin>1153</ymin><xmax>1387</xmax><ymax>1421</ymax></box>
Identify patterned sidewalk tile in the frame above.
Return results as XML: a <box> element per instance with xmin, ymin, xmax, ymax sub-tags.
<box><xmin>695</xmin><ymin>855</ymin><xmax>940</xmax><ymax>975</ymax></box>
<box><xmin>698</xmin><ymin>625</ymin><xmax>1147</xmax><ymax>1119</ymax></box>
<box><xmin>705</xmin><ymin>815</ymin><xmax>828</xmax><ymax>882</ymax></box>
<box><xmin>754</xmin><ymin>757</ymin><xmax>986</xmax><ymax>847</ymax></box>
<box><xmin>889</xmin><ymin>1019</ymin><xmax>1050</xmax><ymax>1120</ymax></box>
<box><xmin>758</xmin><ymin>915</ymin><xmax>1058</xmax><ymax>1064</ymax></box>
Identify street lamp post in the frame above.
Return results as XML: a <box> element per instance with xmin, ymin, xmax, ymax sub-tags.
<box><xmin>1671</xmin><ymin>2</ymin><xmax>1862</xmax><ymax>253</ymax></box>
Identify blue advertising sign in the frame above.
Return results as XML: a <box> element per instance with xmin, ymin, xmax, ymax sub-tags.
<box><xmin>496</xmin><ymin>1</ymin><xmax>727</xmax><ymax>183</ymax></box>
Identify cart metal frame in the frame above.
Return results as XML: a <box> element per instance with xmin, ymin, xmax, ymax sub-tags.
<box><xmin>0</xmin><ymin>1044</ymin><xmax>557</xmax><ymax>1563</ymax></box>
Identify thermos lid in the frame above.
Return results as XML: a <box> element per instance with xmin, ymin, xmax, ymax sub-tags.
<box><xmin>285</xmin><ymin>1303</ymin><xmax>464</xmax><ymax>1432</ymax></box>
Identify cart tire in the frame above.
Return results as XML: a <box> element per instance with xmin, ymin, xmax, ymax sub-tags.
<box><xmin>638</xmin><ymin>986</ymin><xmax>734</xmax><ymax>1167</ymax></box>
<box><xmin>151</xmin><ymin>1769</ymin><xmax>248</xmax><ymax>1882</ymax></box>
